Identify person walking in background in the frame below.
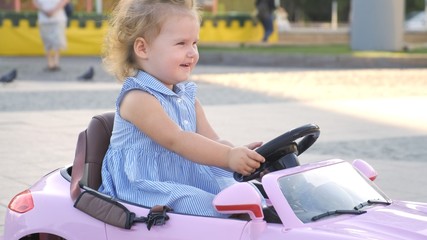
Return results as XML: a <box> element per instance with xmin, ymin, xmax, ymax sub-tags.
<box><xmin>255</xmin><ymin>0</ymin><xmax>276</xmax><ymax>42</ymax></box>
<box><xmin>33</xmin><ymin>0</ymin><xmax>69</xmax><ymax>71</ymax></box>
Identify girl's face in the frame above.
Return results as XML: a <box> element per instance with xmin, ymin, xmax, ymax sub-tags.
<box><xmin>140</xmin><ymin>13</ymin><xmax>200</xmax><ymax>89</ymax></box>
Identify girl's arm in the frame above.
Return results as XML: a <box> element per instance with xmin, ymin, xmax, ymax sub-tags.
<box><xmin>120</xmin><ymin>90</ymin><xmax>264</xmax><ymax>176</ymax></box>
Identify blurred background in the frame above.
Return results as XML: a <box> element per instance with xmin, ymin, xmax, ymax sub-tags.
<box><xmin>1</xmin><ymin>1</ymin><xmax>427</xmax><ymax>236</ymax></box>
<box><xmin>0</xmin><ymin>0</ymin><xmax>426</xmax><ymax>55</ymax></box>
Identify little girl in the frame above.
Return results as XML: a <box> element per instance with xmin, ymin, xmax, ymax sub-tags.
<box><xmin>99</xmin><ymin>0</ymin><xmax>265</xmax><ymax>217</ymax></box>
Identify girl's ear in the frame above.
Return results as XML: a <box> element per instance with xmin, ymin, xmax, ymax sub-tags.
<box><xmin>134</xmin><ymin>37</ymin><xmax>148</xmax><ymax>59</ymax></box>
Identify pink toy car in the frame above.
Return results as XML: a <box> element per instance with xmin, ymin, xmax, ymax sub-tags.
<box><xmin>2</xmin><ymin>112</ymin><xmax>427</xmax><ymax>240</ymax></box>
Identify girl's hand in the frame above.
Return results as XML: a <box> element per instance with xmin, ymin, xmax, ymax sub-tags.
<box><xmin>245</xmin><ymin>141</ymin><xmax>263</xmax><ymax>150</ymax></box>
<box><xmin>228</xmin><ymin>147</ymin><xmax>265</xmax><ymax>176</ymax></box>
<box><xmin>43</xmin><ymin>9</ymin><xmax>54</xmax><ymax>17</ymax></box>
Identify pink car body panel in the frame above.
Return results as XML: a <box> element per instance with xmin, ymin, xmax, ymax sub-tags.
<box><xmin>2</xmin><ymin>159</ymin><xmax>427</xmax><ymax>239</ymax></box>
<box><xmin>3</xmin><ymin>169</ymin><xmax>106</xmax><ymax>240</ymax></box>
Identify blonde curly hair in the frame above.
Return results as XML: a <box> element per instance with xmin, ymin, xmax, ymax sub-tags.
<box><xmin>102</xmin><ymin>0</ymin><xmax>200</xmax><ymax>81</ymax></box>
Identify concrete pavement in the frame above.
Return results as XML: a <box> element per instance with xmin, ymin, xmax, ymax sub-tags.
<box><xmin>1</xmin><ymin>56</ymin><xmax>427</xmax><ymax>235</ymax></box>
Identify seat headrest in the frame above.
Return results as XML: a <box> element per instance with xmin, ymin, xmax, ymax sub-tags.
<box><xmin>71</xmin><ymin>112</ymin><xmax>114</xmax><ymax>200</ymax></box>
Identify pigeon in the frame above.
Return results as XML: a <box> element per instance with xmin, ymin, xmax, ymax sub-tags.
<box><xmin>0</xmin><ymin>69</ymin><xmax>17</xmax><ymax>83</ymax></box>
<box><xmin>77</xmin><ymin>66</ymin><xmax>94</xmax><ymax>81</ymax></box>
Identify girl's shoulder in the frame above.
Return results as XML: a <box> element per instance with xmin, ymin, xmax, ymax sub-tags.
<box><xmin>122</xmin><ymin>77</ymin><xmax>143</xmax><ymax>90</ymax></box>
<box><xmin>116</xmin><ymin>77</ymin><xmax>152</xmax><ymax>106</ymax></box>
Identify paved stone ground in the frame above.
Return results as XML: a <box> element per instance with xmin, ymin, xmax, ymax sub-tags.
<box><xmin>0</xmin><ymin>55</ymin><xmax>426</xmax><ymax>236</ymax></box>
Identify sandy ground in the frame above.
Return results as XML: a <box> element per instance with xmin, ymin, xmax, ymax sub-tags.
<box><xmin>191</xmin><ymin>67</ymin><xmax>427</xmax><ymax>133</ymax></box>
<box><xmin>1</xmin><ymin>60</ymin><xmax>427</xmax><ymax>236</ymax></box>
<box><xmin>191</xmin><ymin>67</ymin><xmax>427</xmax><ymax>204</ymax></box>
<box><xmin>191</xmin><ymin>68</ymin><xmax>427</xmax><ymax>100</ymax></box>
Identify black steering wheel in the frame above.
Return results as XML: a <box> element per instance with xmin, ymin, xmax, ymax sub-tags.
<box><xmin>234</xmin><ymin>123</ymin><xmax>320</xmax><ymax>182</ymax></box>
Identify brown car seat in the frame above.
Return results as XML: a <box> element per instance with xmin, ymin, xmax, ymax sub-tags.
<box><xmin>69</xmin><ymin>112</ymin><xmax>172</xmax><ymax>230</ymax></box>
<box><xmin>70</xmin><ymin>112</ymin><xmax>114</xmax><ymax>200</ymax></box>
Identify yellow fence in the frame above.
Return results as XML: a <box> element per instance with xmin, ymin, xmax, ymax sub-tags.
<box><xmin>0</xmin><ymin>19</ymin><xmax>277</xmax><ymax>56</ymax></box>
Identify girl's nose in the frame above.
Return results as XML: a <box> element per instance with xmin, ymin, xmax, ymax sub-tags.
<box><xmin>187</xmin><ymin>46</ymin><xmax>198</xmax><ymax>58</ymax></box>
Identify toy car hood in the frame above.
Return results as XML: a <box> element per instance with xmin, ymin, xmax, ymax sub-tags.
<box><xmin>215</xmin><ymin>159</ymin><xmax>427</xmax><ymax>239</ymax></box>
<box><xmin>308</xmin><ymin>201</ymin><xmax>427</xmax><ymax>239</ymax></box>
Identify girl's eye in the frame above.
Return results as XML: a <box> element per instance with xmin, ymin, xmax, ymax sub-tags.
<box><xmin>177</xmin><ymin>42</ymin><xmax>185</xmax><ymax>45</ymax></box>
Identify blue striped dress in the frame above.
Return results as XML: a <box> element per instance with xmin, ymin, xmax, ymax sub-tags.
<box><xmin>99</xmin><ymin>71</ymin><xmax>235</xmax><ymax>217</ymax></box>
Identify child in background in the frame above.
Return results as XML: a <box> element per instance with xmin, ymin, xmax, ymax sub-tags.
<box><xmin>99</xmin><ymin>0</ymin><xmax>265</xmax><ymax>217</ymax></box>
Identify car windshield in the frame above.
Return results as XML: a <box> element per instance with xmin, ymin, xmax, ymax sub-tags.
<box><xmin>278</xmin><ymin>162</ymin><xmax>390</xmax><ymax>223</ymax></box>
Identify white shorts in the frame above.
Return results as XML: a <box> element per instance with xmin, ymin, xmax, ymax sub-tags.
<box><xmin>39</xmin><ymin>21</ymin><xmax>67</xmax><ymax>51</ymax></box>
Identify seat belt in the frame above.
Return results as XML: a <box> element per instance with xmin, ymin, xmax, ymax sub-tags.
<box><xmin>74</xmin><ymin>190</ymin><xmax>172</xmax><ymax>230</ymax></box>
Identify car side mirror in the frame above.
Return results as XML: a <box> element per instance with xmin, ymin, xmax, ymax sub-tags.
<box><xmin>352</xmin><ymin>159</ymin><xmax>378</xmax><ymax>181</ymax></box>
<box><xmin>213</xmin><ymin>183</ymin><xmax>264</xmax><ymax>221</ymax></box>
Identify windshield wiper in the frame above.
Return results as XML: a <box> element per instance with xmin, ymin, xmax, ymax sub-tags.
<box><xmin>311</xmin><ymin>210</ymin><xmax>366</xmax><ymax>221</ymax></box>
<box><xmin>353</xmin><ymin>199</ymin><xmax>391</xmax><ymax>211</ymax></box>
